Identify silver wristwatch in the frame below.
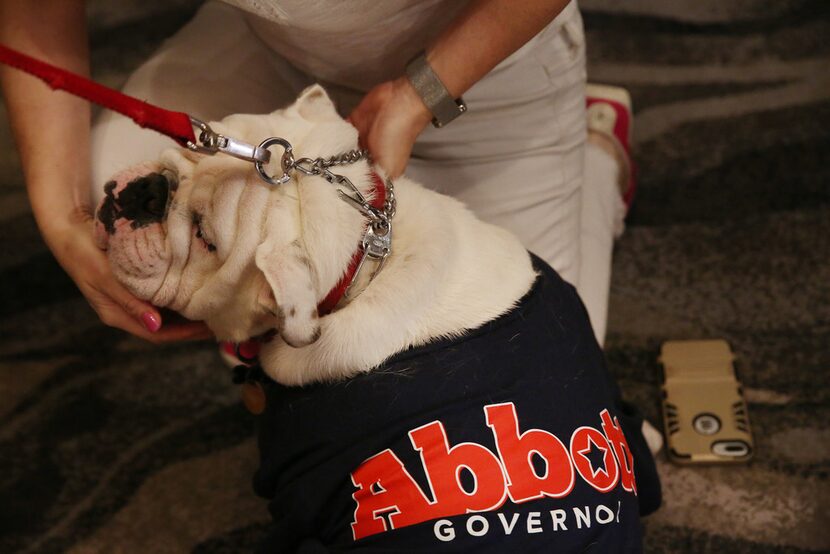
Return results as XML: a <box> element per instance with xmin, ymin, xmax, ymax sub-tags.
<box><xmin>405</xmin><ymin>52</ymin><xmax>467</xmax><ymax>128</ymax></box>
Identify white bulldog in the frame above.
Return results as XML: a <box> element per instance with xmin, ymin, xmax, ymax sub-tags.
<box><xmin>94</xmin><ymin>84</ymin><xmax>536</xmax><ymax>386</ymax></box>
<box><xmin>94</xmin><ymin>86</ymin><xmax>664</xmax><ymax>550</ymax></box>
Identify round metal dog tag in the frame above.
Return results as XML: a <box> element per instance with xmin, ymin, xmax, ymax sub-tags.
<box><xmin>242</xmin><ymin>382</ymin><xmax>266</xmax><ymax>415</ymax></box>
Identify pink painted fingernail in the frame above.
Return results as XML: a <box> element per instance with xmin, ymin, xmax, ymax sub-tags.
<box><xmin>141</xmin><ymin>312</ymin><xmax>161</xmax><ymax>333</ymax></box>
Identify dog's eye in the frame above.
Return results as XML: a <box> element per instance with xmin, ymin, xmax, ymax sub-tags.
<box><xmin>192</xmin><ymin>213</ymin><xmax>217</xmax><ymax>252</ymax></box>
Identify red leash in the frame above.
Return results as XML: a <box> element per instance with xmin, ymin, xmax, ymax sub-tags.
<box><xmin>0</xmin><ymin>42</ymin><xmax>389</xmax><ymax>319</ymax></box>
<box><xmin>0</xmin><ymin>43</ymin><xmax>196</xmax><ymax>147</ymax></box>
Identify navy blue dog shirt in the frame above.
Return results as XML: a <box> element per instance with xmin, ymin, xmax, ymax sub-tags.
<box><xmin>252</xmin><ymin>254</ymin><xmax>661</xmax><ymax>553</ymax></box>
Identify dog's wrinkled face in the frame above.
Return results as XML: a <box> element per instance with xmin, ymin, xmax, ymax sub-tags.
<box><xmin>93</xmin><ymin>85</ymin><xmax>355</xmax><ymax>346</ymax></box>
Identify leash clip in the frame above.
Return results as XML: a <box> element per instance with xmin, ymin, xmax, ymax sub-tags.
<box><xmin>187</xmin><ymin>116</ymin><xmax>272</xmax><ymax>165</ymax></box>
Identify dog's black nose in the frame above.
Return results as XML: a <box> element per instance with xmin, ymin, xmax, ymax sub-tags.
<box><xmin>117</xmin><ymin>173</ymin><xmax>171</xmax><ymax>227</ymax></box>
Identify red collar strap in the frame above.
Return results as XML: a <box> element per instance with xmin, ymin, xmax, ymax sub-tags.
<box><xmin>228</xmin><ymin>171</ymin><xmax>386</xmax><ymax>364</ymax></box>
<box><xmin>316</xmin><ymin>171</ymin><xmax>387</xmax><ymax>315</ymax></box>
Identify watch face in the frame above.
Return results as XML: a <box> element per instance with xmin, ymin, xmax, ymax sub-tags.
<box><xmin>432</xmin><ymin>98</ymin><xmax>467</xmax><ymax>128</ymax></box>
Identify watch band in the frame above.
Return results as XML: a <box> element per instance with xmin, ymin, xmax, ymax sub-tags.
<box><xmin>405</xmin><ymin>52</ymin><xmax>467</xmax><ymax>128</ymax></box>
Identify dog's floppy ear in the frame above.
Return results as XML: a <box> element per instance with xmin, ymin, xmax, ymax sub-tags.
<box><xmin>255</xmin><ymin>237</ymin><xmax>321</xmax><ymax>348</ymax></box>
<box><xmin>295</xmin><ymin>84</ymin><xmax>340</xmax><ymax>122</ymax></box>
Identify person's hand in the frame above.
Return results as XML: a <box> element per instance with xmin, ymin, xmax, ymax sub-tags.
<box><xmin>348</xmin><ymin>77</ymin><xmax>433</xmax><ymax>178</ymax></box>
<box><xmin>44</xmin><ymin>209</ymin><xmax>213</xmax><ymax>343</ymax></box>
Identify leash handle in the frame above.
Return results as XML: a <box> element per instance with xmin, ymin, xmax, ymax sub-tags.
<box><xmin>0</xmin><ymin>43</ymin><xmax>196</xmax><ymax>147</ymax></box>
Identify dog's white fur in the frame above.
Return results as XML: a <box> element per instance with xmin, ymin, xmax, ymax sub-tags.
<box><xmin>98</xmin><ymin>85</ymin><xmax>536</xmax><ymax>386</ymax></box>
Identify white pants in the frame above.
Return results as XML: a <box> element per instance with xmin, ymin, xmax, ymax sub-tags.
<box><xmin>90</xmin><ymin>1</ymin><xmax>623</xmax><ymax>344</ymax></box>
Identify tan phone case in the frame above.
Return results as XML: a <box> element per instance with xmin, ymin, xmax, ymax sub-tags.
<box><xmin>659</xmin><ymin>340</ymin><xmax>753</xmax><ymax>464</ymax></box>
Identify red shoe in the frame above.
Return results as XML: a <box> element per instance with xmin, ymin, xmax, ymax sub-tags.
<box><xmin>586</xmin><ymin>84</ymin><xmax>636</xmax><ymax>209</ymax></box>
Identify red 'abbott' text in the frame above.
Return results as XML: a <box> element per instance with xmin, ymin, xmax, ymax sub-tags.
<box><xmin>349</xmin><ymin>402</ymin><xmax>637</xmax><ymax>540</ymax></box>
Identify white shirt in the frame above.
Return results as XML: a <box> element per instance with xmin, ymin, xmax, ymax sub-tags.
<box><xmin>221</xmin><ymin>0</ymin><xmax>471</xmax><ymax>90</ymax></box>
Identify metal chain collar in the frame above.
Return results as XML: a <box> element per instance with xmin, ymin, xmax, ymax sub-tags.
<box><xmin>188</xmin><ymin>116</ymin><xmax>368</xmax><ymax>185</ymax></box>
<box><xmin>187</xmin><ymin>116</ymin><xmax>396</xmax><ymax>291</ymax></box>
<box><xmin>289</xmin><ymin>150</ymin><xmax>397</xmax><ymax>295</ymax></box>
